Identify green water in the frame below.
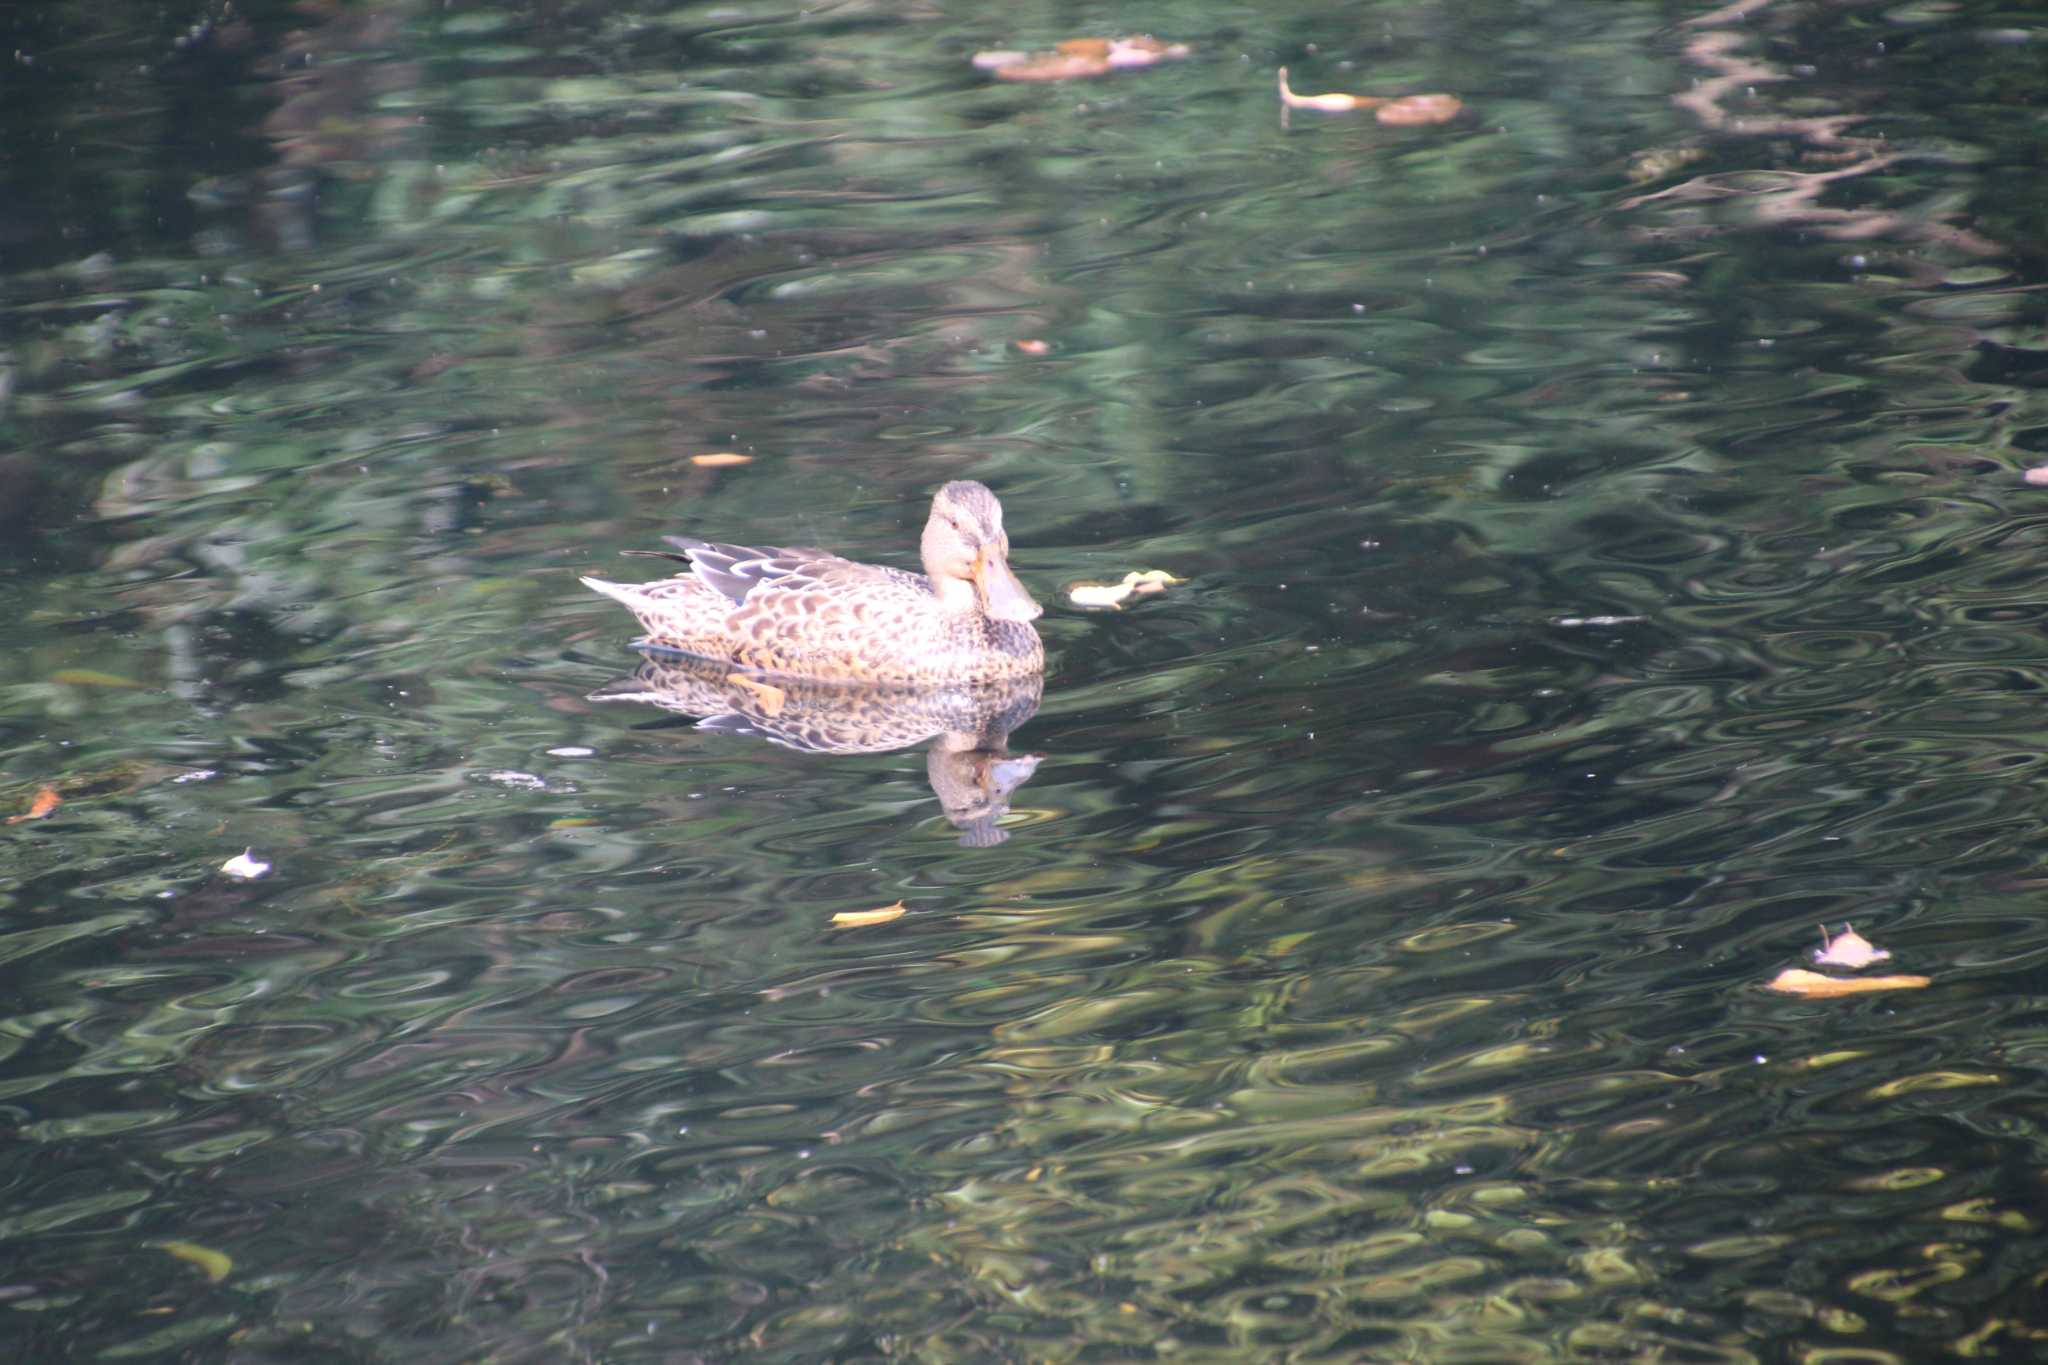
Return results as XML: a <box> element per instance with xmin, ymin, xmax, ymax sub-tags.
<box><xmin>5</xmin><ymin>0</ymin><xmax>2048</xmax><ymax>1358</ymax></box>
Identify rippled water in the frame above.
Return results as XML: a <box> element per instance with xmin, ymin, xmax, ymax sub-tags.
<box><xmin>5</xmin><ymin>0</ymin><xmax>2048</xmax><ymax>1358</ymax></box>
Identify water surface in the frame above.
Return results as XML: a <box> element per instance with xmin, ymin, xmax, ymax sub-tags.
<box><xmin>5</xmin><ymin>0</ymin><xmax>2048</xmax><ymax>1358</ymax></box>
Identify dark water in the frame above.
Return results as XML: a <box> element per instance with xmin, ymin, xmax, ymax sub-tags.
<box><xmin>6</xmin><ymin>0</ymin><xmax>2048</xmax><ymax>1358</ymax></box>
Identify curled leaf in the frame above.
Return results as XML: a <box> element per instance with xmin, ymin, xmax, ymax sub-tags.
<box><xmin>1373</xmin><ymin>93</ymin><xmax>1463</xmax><ymax>126</ymax></box>
<box><xmin>1277</xmin><ymin>69</ymin><xmax>1462</xmax><ymax>125</ymax></box>
<box><xmin>5</xmin><ymin>786</ymin><xmax>61</xmax><ymax>824</ymax></box>
<box><xmin>1278</xmin><ymin>67</ymin><xmax>1380</xmax><ymax>112</ymax></box>
<box><xmin>220</xmin><ymin>849</ymin><xmax>271</xmax><ymax>880</ymax></box>
<box><xmin>690</xmin><ymin>452</ymin><xmax>752</xmax><ymax>468</ymax></box>
<box><xmin>1069</xmin><ymin>581</ymin><xmax>1133</xmax><ymax>609</ymax></box>
<box><xmin>976</xmin><ymin>35</ymin><xmax>1190</xmax><ymax>82</ymax></box>
<box><xmin>1766</xmin><ymin>968</ymin><xmax>1930</xmax><ymax>998</ymax></box>
<box><xmin>1813</xmin><ymin>922</ymin><xmax>1892</xmax><ymax>969</ymax></box>
<box><xmin>1069</xmin><ymin>569</ymin><xmax>1184</xmax><ymax>610</ymax></box>
<box><xmin>152</xmin><ymin>1240</ymin><xmax>232</xmax><ymax>1283</ymax></box>
<box><xmin>832</xmin><ymin>901</ymin><xmax>907</xmax><ymax>928</ymax></box>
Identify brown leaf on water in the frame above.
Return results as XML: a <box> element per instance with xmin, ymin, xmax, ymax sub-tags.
<box><xmin>1374</xmin><ymin>93</ymin><xmax>1463</xmax><ymax>126</ymax></box>
<box><xmin>1813</xmin><ymin>922</ymin><xmax>1892</xmax><ymax>969</ymax></box>
<box><xmin>1278</xmin><ymin>69</ymin><xmax>1461</xmax><ymax>125</ymax></box>
<box><xmin>690</xmin><ymin>452</ymin><xmax>752</xmax><ymax>468</ymax></box>
<box><xmin>976</xmin><ymin>35</ymin><xmax>1190</xmax><ymax>82</ymax></box>
<box><xmin>1767</xmin><ymin>968</ymin><xmax>1930</xmax><ymax>998</ymax></box>
<box><xmin>831</xmin><ymin>901</ymin><xmax>907</xmax><ymax>928</ymax></box>
<box><xmin>5</xmin><ymin>786</ymin><xmax>61</xmax><ymax>824</ymax></box>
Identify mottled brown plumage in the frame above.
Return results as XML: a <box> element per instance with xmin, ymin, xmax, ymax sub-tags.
<box><xmin>581</xmin><ymin>481</ymin><xmax>1043</xmax><ymax>684</ymax></box>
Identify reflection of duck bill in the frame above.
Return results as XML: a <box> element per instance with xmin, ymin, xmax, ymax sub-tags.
<box><xmin>930</xmin><ymin>747</ymin><xmax>1042</xmax><ymax>848</ymax></box>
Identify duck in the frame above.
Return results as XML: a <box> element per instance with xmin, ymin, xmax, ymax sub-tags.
<box><xmin>581</xmin><ymin>480</ymin><xmax>1044</xmax><ymax>685</ymax></box>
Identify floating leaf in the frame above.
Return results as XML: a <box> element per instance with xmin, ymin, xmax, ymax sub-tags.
<box><xmin>690</xmin><ymin>452</ymin><xmax>752</xmax><ymax>468</ymax></box>
<box><xmin>1068</xmin><ymin>569</ymin><xmax>1185</xmax><ymax>609</ymax></box>
<box><xmin>5</xmin><ymin>786</ymin><xmax>61</xmax><ymax>825</ymax></box>
<box><xmin>831</xmin><ymin>901</ymin><xmax>907</xmax><ymax>927</ymax></box>
<box><xmin>1277</xmin><ymin>69</ymin><xmax>1462</xmax><ymax>125</ymax></box>
<box><xmin>47</xmin><ymin>668</ymin><xmax>145</xmax><ymax>689</ymax></box>
<box><xmin>1766</xmin><ymin>968</ymin><xmax>1930</xmax><ymax>998</ymax></box>
<box><xmin>1374</xmin><ymin>93</ymin><xmax>1463</xmax><ymax>126</ymax></box>
<box><xmin>152</xmin><ymin>1240</ymin><xmax>232</xmax><ymax>1283</ymax></box>
<box><xmin>220</xmin><ymin>849</ymin><xmax>271</xmax><ymax>880</ymax></box>
<box><xmin>1013</xmin><ymin>339</ymin><xmax>1053</xmax><ymax>355</ymax></box>
<box><xmin>1069</xmin><ymin>581</ymin><xmax>1135</xmax><ymax>609</ymax></box>
<box><xmin>1813</xmin><ymin>923</ymin><xmax>1892</xmax><ymax>969</ymax></box>
<box><xmin>1278</xmin><ymin>67</ymin><xmax>1380</xmax><ymax>112</ymax></box>
<box><xmin>975</xmin><ymin>35</ymin><xmax>1190</xmax><ymax>82</ymax></box>
<box><xmin>2025</xmin><ymin>466</ymin><xmax>2048</xmax><ymax>487</ymax></box>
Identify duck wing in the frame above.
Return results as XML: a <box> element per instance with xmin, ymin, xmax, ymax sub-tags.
<box><xmin>627</xmin><ymin>536</ymin><xmax>836</xmax><ymax>606</ymax></box>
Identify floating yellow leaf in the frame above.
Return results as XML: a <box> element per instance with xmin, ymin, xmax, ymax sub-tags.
<box><xmin>1278</xmin><ymin>66</ymin><xmax>1379</xmax><ymax>112</ymax></box>
<box><xmin>47</xmin><ymin>668</ymin><xmax>145</xmax><ymax>689</ymax></box>
<box><xmin>5</xmin><ymin>786</ymin><xmax>61</xmax><ymax>824</ymax></box>
<box><xmin>152</xmin><ymin>1240</ymin><xmax>232</xmax><ymax>1283</ymax></box>
<box><xmin>1813</xmin><ymin>922</ymin><xmax>1892</xmax><ymax>969</ymax></box>
<box><xmin>831</xmin><ymin>901</ymin><xmax>907</xmax><ymax>927</ymax></box>
<box><xmin>1068</xmin><ymin>581</ymin><xmax>1134</xmax><ymax>609</ymax></box>
<box><xmin>690</xmin><ymin>452</ymin><xmax>752</xmax><ymax>468</ymax></box>
<box><xmin>1766</xmin><ymin>969</ymin><xmax>1930</xmax><ymax>998</ymax></box>
<box><xmin>1068</xmin><ymin>569</ymin><xmax>1184</xmax><ymax>610</ymax></box>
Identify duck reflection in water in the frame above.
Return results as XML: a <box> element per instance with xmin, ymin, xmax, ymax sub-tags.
<box><xmin>589</xmin><ymin>653</ymin><xmax>1044</xmax><ymax>847</ymax></box>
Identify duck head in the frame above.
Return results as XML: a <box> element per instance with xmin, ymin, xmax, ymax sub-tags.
<box><xmin>921</xmin><ymin>480</ymin><xmax>1041</xmax><ymax>622</ymax></box>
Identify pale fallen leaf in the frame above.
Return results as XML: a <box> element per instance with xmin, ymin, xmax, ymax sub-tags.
<box><xmin>2025</xmin><ymin>466</ymin><xmax>2048</xmax><ymax>487</ymax></box>
<box><xmin>1373</xmin><ymin>93</ymin><xmax>1463</xmax><ymax>126</ymax></box>
<box><xmin>5</xmin><ymin>786</ymin><xmax>61</xmax><ymax>825</ymax></box>
<box><xmin>726</xmin><ymin>673</ymin><xmax>787</xmax><ymax>717</ymax></box>
<box><xmin>1278</xmin><ymin>66</ymin><xmax>1380</xmax><ymax>112</ymax></box>
<box><xmin>831</xmin><ymin>901</ymin><xmax>907</xmax><ymax>927</ymax></box>
<box><xmin>1069</xmin><ymin>569</ymin><xmax>1184</xmax><ymax>609</ymax></box>
<box><xmin>220</xmin><ymin>849</ymin><xmax>271</xmax><ymax>879</ymax></box>
<box><xmin>1013</xmin><ymin>339</ymin><xmax>1053</xmax><ymax>355</ymax></box>
<box><xmin>1813</xmin><ymin>922</ymin><xmax>1892</xmax><ymax>969</ymax></box>
<box><xmin>976</xmin><ymin>35</ymin><xmax>1190</xmax><ymax>82</ymax></box>
<box><xmin>690</xmin><ymin>452</ymin><xmax>752</xmax><ymax>468</ymax></box>
<box><xmin>1766</xmin><ymin>968</ymin><xmax>1930</xmax><ymax>998</ymax></box>
<box><xmin>1125</xmin><ymin>569</ymin><xmax>1183</xmax><ymax>594</ymax></box>
<box><xmin>1277</xmin><ymin>69</ymin><xmax>1462</xmax><ymax>125</ymax></box>
<box><xmin>47</xmin><ymin>668</ymin><xmax>146</xmax><ymax>689</ymax></box>
<box><xmin>151</xmin><ymin>1240</ymin><xmax>232</xmax><ymax>1283</ymax></box>
<box><xmin>1069</xmin><ymin>581</ymin><xmax>1134</xmax><ymax>609</ymax></box>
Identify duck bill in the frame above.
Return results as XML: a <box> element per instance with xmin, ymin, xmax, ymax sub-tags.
<box><xmin>974</xmin><ymin>551</ymin><xmax>1042</xmax><ymax>622</ymax></box>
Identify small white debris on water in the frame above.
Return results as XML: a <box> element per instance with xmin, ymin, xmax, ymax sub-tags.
<box><xmin>482</xmin><ymin>770</ymin><xmax>548</xmax><ymax>790</ymax></box>
<box><xmin>221</xmin><ymin>849</ymin><xmax>271</xmax><ymax>879</ymax></box>
<box><xmin>546</xmin><ymin>746</ymin><xmax>595</xmax><ymax>758</ymax></box>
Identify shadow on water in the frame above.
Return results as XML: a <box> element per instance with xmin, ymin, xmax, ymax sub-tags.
<box><xmin>4</xmin><ymin>0</ymin><xmax>2048</xmax><ymax>1358</ymax></box>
